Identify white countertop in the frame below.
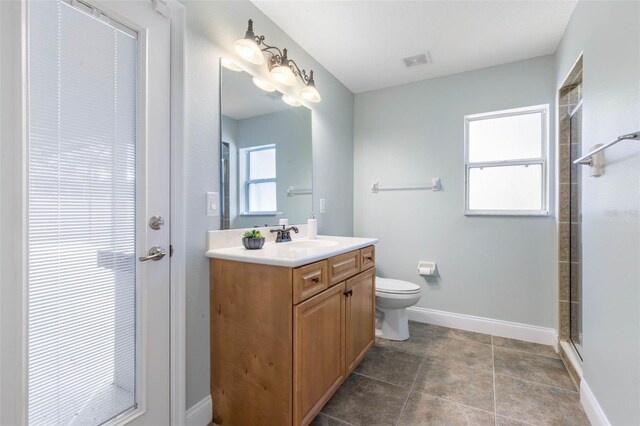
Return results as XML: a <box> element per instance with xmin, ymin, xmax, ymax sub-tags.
<box><xmin>205</xmin><ymin>235</ymin><xmax>378</xmax><ymax>267</ymax></box>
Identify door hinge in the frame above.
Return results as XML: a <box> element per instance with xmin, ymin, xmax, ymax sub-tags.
<box><xmin>170</xmin><ymin>244</ymin><xmax>174</xmax><ymax>257</ymax></box>
<box><xmin>152</xmin><ymin>0</ymin><xmax>171</xmax><ymax>18</ymax></box>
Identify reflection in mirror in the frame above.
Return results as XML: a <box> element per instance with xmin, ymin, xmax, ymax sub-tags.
<box><xmin>220</xmin><ymin>60</ymin><xmax>312</xmax><ymax>230</ymax></box>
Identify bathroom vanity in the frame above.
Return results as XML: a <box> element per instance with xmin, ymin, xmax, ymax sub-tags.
<box><xmin>207</xmin><ymin>236</ymin><xmax>377</xmax><ymax>426</ymax></box>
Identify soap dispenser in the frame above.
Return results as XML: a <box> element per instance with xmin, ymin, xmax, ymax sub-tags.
<box><xmin>307</xmin><ymin>212</ymin><xmax>317</xmax><ymax>239</ymax></box>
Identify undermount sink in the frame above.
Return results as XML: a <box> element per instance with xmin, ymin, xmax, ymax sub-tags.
<box><xmin>285</xmin><ymin>239</ymin><xmax>339</xmax><ymax>249</ymax></box>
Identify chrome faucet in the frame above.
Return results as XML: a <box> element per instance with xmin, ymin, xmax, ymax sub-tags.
<box><xmin>270</xmin><ymin>225</ymin><xmax>299</xmax><ymax>243</ymax></box>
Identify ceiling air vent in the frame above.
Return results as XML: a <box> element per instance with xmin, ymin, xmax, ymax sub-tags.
<box><xmin>403</xmin><ymin>52</ymin><xmax>432</xmax><ymax>68</ymax></box>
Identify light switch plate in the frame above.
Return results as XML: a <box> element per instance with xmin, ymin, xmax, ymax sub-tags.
<box><xmin>320</xmin><ymin>198</ymin><xmax>326</xmax><ymax>213</ymax></box>
<box><xmin>206</xmin><ymin>192</ymin><xmax>219</xmax><ymax>217</ymax></box>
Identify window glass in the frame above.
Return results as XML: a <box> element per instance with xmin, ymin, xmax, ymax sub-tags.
<box><xmin>249</xmin><ymin>148</ymin><xmax>276</xmax><ymax>180</ymax></box>
<box><xmin>468</xmin><ymin>112</ymin><xmax>542</xmax><ymax>162</ymax></box>
<box><xmin>248</xmin><ymin>182</ymin><xmax>277</xmax><ymax>212</ymax></box>
<box><xmin>468</xmin><ymin>164</ymin><xmax>542</xmax><ymax>211</ymax></box>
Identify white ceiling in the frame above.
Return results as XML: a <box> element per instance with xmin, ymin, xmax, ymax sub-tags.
<box><xmin>252</xmin><ymin>1</ymin><xmax>577</xmax><ymax>93</ymax></box>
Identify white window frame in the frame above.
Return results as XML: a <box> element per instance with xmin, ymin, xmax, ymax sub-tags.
<box><xmin>464</xmin><ymin>104</ymin><xmax>549</xmax><ymax>216</ymax></box>
<box><xmin>241</xmin><ymin>144</ymin><xmax>277</xmax><ymax>215</ymax></box>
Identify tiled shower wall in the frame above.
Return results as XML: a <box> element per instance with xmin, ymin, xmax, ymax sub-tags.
<box><xmin>558</xmin><ymin>57</ymin><xmax>583</xmax><ymax>342</ymax></box>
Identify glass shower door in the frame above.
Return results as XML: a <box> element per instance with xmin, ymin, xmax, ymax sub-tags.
<box><xmin>569</xmin><ymin>102</ymin><xmax>583</xmax><ymax>358</ymax></box>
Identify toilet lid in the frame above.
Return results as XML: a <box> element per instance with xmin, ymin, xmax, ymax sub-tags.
<box><xmin>376</xmin><ymin>277</ymin><xmax>421</xmax><ymax>294</ymax></box>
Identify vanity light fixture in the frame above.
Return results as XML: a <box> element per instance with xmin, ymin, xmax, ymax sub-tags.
<box><xmin>281</xmin><ymin>94</ymin><xmax>302</xmax><ymax>107</ymax></box>
<box><xmin>221</xmin><ymin>57</ymin><xmax>242</xmax><ymax>72</ymax></box>
<box><xmin>252</xmin><ymin>77</ymin><xmax>276</xmax><ymax>93</ymax></box>
<box><xmin>269</xmin><ymin>48</ymin><xmax>297</xmax><ymax>86</ymax></box>
<box><xmin>235</xmin><ymin>19</ymin><xmax>322</xmax><ymax>103</ymax></box>
<box><xmin>234</xmin><ymin>19</ymin><xmax>265</xmax><ymax>65</ymax></box>
<box><xmin>300</xmin><ymin>71</ymin><xmax>321</xmax><ymax>103</ymax></box>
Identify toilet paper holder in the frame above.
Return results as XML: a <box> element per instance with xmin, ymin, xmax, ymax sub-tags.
<box><xmin>417</xmin><ymin>261</ymin><xmax>437</xmax><ymax>276</ymax></box>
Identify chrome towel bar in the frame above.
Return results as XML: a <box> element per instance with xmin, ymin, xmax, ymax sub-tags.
<box><xmin>573</xmin><ymin>131</ymin><xmax>639</xmax><ymax>166</ymax></box>
<box><xmin>287</xmin><ymin>186</ymin><xmax>311</xmax><ymax>196</ymax></box>
<box><xmin>371</xmin><ymin>178</ymin><xmax>442</xmax><ymax>193</ymax></box>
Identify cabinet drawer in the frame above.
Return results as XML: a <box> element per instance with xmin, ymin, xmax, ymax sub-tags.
<box><xmin>360</xmin><ymin>246</ymin><xmax>375</xmax><ymax>270</ymax></box>
<box><xmin>328</xmin><ymin>250</ymin><xmax>361</xmax><ymax>286</ymax></box>
<box><xmin>293</xmin><ymin>260</ymin><xmax>329</xmax><ymax>304</ymax></box>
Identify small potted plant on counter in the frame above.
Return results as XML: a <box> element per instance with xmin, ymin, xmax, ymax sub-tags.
<box><xmin>242</xmin><ymin>229</ymin><xmax>265</xmax><ymax>250</ymax></box>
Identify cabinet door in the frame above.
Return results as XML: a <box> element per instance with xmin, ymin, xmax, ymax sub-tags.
<box><xmin>345</xmin><ymin>268</ymin><xmax>375</xmax><ymax>373</ymax></box>
<box><xmin>294</xmin><ymin>283</ymin><xmax>346</xmax><ymax>426</ymax></box>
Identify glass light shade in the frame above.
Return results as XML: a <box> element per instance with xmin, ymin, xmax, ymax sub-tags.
<box><xmin>221</xmin><ymin>57</ymin><xmax>242</xmax><ymax>72</ymax></box>
<box><xmin>300</xmin><ymin>84</ymin><xmax>321</xmax><ymax>103</ymax></box>
<box><xmin>281</xmin><ymin>94</ymin><xmax>301</xmax><ymax>107</ymax></box>
<box><xmin>234</xmin><ymin>38</ymin><xmax>264</xmax><ymax>65</ymax></box>
<box><xmin>252</xmin><ymin>77</ymin><xmax>276</xmax><ymax>93</ymax></box>
<box><xmin>270</xmin><ymin>65</ymin><xmax>297</xmax><ymax>86</ymax></box>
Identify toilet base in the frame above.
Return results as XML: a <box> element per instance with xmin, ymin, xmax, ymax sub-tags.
<box><xmin>376</xmin><ymin>306</ymin><xmax>410</xmax><ymax>341</ymax></box>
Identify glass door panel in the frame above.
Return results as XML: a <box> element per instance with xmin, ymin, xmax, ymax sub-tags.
<box><xmin>28</xmin><ymin>1</ymin><xmax>138</xmax><ymax>423</ymax></box>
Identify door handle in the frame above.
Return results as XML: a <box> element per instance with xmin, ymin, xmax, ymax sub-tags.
<box><xmin>139</xmin><ymin>246</ymin><xmax>166</xmax><ymax>262</ymax></box>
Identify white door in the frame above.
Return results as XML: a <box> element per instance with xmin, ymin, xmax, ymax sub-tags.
<box><xmin>27</xmin><ymin>0</ymin><xmax>171</xmax><ymax>424</ymax></box>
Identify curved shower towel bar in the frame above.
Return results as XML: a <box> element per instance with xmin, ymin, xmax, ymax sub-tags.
<box><xmin>573</xmin><ymin>131</ymin><xmax>639</xmax><ymax>166</ymax></box>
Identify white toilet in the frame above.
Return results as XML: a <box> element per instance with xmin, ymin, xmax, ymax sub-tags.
<box><xmin>375</xmin><ymin>277</ymin><xmax>422</xmax><ymax>341</ymax></box>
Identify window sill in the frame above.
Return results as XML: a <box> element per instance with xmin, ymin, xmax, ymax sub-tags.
<box><xmin>465</xmin><ymin>210</ymin><xmax>550</xmax><ymax>217</ymax></box>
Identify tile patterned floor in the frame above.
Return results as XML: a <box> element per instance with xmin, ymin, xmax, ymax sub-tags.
<box><xmin>312</xmin><ymin>322</ymin><xmax>589</xmax><ymax>426</ymax></box>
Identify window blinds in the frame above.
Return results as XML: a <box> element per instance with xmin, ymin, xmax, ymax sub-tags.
<box><xmin>29</xmin><ymin>1</ymin><xmax>138</xmax><ymax>424</ymax></box>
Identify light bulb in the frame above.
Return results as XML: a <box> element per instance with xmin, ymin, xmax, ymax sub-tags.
<box><xmin>282</xmin><ymin>94</ymin><xmax>301</xmax><ymax>107</ymax></box>
<box><xmin>234</xmin><ymin>38</ymin><xmax>264</xmax><ymax>65</ymax></box>
<box><xmin>221</xmin><ymin>57</ymin><xmax>242</xmax><ymax>72</ymax></box>
<box><xmin>252</xmin><ymin>77</ymin><xmax>276</xmax><ymax>93</ymax></box>
<box><xmin>301</xmin><ymin>84</ymin><xmax>321</xmax><ymax>103</ymax></box>
<box><xmin>270</xmin><ymin>65</ymin><xmax>297</xmax><ymax>86</ymax></box>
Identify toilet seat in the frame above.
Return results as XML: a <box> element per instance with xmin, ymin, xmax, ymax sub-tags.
<box><xmin>376</xmin><ymin>277</ymin><xmax>421</xmax><ymax>294</ymax></box>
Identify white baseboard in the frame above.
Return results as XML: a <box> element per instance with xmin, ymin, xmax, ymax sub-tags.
<box><xmin>186</xmin><ymin>395</ymin><xmax>212</xmax><ymax>426</ymax></box>
<box><xmin>581</xmin><ymin>380</ymin><xmax>611</xmax><ymax>426</ymax></box>
<box><xmin>407</xmin><ymin>306</ymin><xmax>558</xmax><ymax>349</ymax></box>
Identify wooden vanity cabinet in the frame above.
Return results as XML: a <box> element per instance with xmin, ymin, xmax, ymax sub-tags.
<box><xmin>211</xmin><ymin>245</ymin><xmax>375</xmax><ymax>426</ymax></box>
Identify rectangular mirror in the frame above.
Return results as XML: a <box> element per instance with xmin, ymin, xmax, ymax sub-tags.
<box><xmin>220</xmin><ymin>61</ymin><xmax>313</xmax><ymax>230</ymax></box>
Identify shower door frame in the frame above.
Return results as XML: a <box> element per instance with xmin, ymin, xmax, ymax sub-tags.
<box><xmin>568</xmin><ymin>100</ymin><xmax>584</xmax><ymax>360</ymax></box>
